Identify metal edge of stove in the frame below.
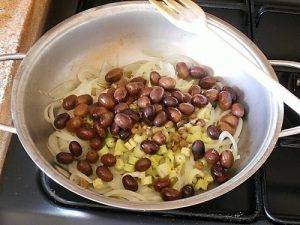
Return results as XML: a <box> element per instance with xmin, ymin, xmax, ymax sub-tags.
<box><xmin>261</xmin><ymin>166</ymin><xmax>300</xmax><ymax>225</ymax></box>
<box><xmin>39</xmin><ymin>171</ymin><xmax>263</xmax><ymax>223</ymax></box>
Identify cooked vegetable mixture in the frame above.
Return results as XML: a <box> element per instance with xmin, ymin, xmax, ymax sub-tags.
<box><xmin>45</xmin><ymin>55</ymin><xmax>245</xmax><ymax>202</ymax></box>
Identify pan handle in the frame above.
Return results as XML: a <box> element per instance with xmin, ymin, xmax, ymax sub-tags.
<box><xmin>269</xmin><ymin>60</ymin><xmax>300</xmax><ymax>138</ymax></box>
<box><xmin>0</xmin><ymin>53</ymin><xmax>26</xmax><ymax>134</ymax></box>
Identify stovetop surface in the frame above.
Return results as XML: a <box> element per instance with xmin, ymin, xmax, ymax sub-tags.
<box><xmin>0</xmin><ymin>0</ymin><xmax>300</xmax><ymax>224</ymax></box>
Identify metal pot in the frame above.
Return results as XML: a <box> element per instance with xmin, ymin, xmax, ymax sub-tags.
<box><xmin>0</xmin><ymin>2</ymin><xmax>299</xmax><ymax>210</ymax></box>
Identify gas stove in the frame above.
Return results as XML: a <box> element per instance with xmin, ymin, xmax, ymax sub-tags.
<box><xmin>0</xmin><ymin>1</ymin><xmax>299</xmax><ymax>224</ymax></box>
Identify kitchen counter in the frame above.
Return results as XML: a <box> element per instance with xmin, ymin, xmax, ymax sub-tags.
<box><xmin>0</xmin><ymin>0</ymin><xmax>51</xmax><ymax>174</ymax></box>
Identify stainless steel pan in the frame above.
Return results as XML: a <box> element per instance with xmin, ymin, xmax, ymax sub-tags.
<box><xmin>0</xmin><ymin>2</ymin><xmax>300</xmax><ymax>210</ymax></box>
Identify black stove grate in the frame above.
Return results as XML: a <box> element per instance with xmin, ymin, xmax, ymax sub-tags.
<box><xmin>40</xmin><ymin>172</ymin><xmax>263</xmax><ymax>223</ymax></box>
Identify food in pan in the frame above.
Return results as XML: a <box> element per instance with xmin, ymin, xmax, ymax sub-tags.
<box><xmin>44</xmin><ymin>55</ymin><xmax>245</xmax><ymax>202</ymax></box>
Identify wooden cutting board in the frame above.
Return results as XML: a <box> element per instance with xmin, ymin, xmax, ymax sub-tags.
<box><xmin>0</xmin><ymin>0</ymin><xmax>51</xmax><ymax>174</ymax></box>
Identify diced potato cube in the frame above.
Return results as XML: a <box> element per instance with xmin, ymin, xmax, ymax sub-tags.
<box><xmin>115</xmin><ymin>158</ymin><xmax>124</xmax><ymax>171</ymax></box>
<box><xmin>124</xmin><ymin>163</ymin><xmax>134</xmax><ymax>172</ymax></box>
<box><xmin>156</xmin><ymin>162</ymin><xmax>171</xmax><ymax>178</ymax></box>
<box><xmin>204</xmin><ymin>174</ymin><xmax>214</xmax><ymax>183</ymax></box>
<box><xmin>114</xmin><ymin>139</ymin><xmax>127</xmax><ymax>156</ymax></box>
<box><xmin>157</xmin><ymin>145</ymin><xmax>168</xmax><ymax>155</ymax></box>
<box><xmin>181</xmin><ymin>147</ymin><xmax>190</xmax><ymax>157</ymax></box>
<box><xmin>93</xmin><ymin>178</ymin><xmax>105</xmax><ymax>189</ymax></box>
<box><xmin>133</xmin><ymin>146</ymin><xmax>145</xmax><ymax>158</ymax></box>
<box><xmin>195</xmin><ymin>178</ymin><xmax>209</xmax><ymax>190</ymax></box>
<box><xmin>105</xmin><ymin>137</ymin><xmax>115</xmax><ymax>148</ymax></box>
<box><xmin>99</xmin><ymin>145</ymin><xmax>110</xmax><ymax>156</ymax></box>
<box><xmin>141</xmin><ymin>176</ymin><xmax>152</xmax><ymax>185</ymax></box>
<box><xmin>128</xmin><ymin>155</ymin><xmax>139</xmax><ymax>165</ymax></box>
<box><xmin>175</xmin><ymin>153</ymin><xmax>185</xmax><ymax>164</ymax></box>
<box><xmin>188</xmin><ymin>126</ymin><xmax>202</xmax><ymax>134</ymax></box>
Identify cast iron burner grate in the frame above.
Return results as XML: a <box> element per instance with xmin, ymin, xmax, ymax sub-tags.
<box><xmin>40</xmin><ymin>172</ymin><xmax>262</xmax><ymax>223</ymax></box>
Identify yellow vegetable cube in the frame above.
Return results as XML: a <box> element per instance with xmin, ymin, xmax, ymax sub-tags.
<box><xmin>124</xmin><ymin>163</ymin><xmax>134</xmax><ymax>172</ymax></box>
<box><xmin>93</xmin><ymin>178</ymin><xmax>105</xmax><ymax>189</ymax></box>
<box><xmin>115</xmin><ymin>158</ymin><xmax>124</xmax><ymax>171</ymax></box>
<box><xmin>195</xmin><ymin>178</ymin><xmax>209</xmax><ymax>190</ymax></box>
<box><xmin>141</xmin><ymin>176</ymin><xmax>152</xmax><ymax>185</ymax></box>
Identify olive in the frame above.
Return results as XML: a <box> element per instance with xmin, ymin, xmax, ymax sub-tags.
<box><xmin>122</xmin><ymin>109</ymin><xmax>140</xmax><ymax>123</ymax></box>
<box><xmin>76</xmin><ymin>94</ymin><xmax>93</xmax><ymax>105</ymax></box>
<box><xmin>161</xmin><ymin>188</ymin><xmax>182</xmax><ymax>201</ymax></box>
<box><xmin>69</xmin><ymin>141</ymin><xmax>82</xmax><ymax>157</ymax></box>
<box><xmin>56</xmin><ymin>152</ymin><xmax>74</xmax><ymax>164</ymax></box>
<box><xmin>189</xmin><ymin>66</ymin><xmax>207</xmax><ymax>79</ymax></box>
<box><xmin>105</xmin><ymin>68</ymin><xmax>123</xmax><ymax>83</ymax></box>
<box><xmin>100</xmin><ymin>153</ymin><xmax>116</xmax><ymax>167</ymax></box>
<box><xmin>222</xmin><ymin>86</ymin><xmax>237</xmax><ymax>102</ymax></box>
<box><xmin>114</xmin><ymin>113</ymin><xmax>133</xmax><ymax>130</ymax></box>
<box><xmin>115</xmin><ymin>78</ymin><xmax>128</xmax><ymax>89</ymax></box>
<box><xmin>181</xmin><ymin>185</ymin><xmax>195</xmax><ymax>198</ymax></box>
<box><xmin>137</xmin><ymin>96</ymin><xmax>151</xmax><ymax>108</ymax></box>
<box><xmin>205</xmin><ymin>89</ymin><xmax>219</xmax><ymax>102</ymax></box>
<box><xmin>172</xmin><ymin>90</ymin><xmax>185</xmax><ymax>103</ymax></box>
<box><xmin>141</xmin><ymin>140</ymin><xmax>159</xmax><ymax>154</ymax></box>
<box><xmin>130</xmin><ymin>76</ymin><xmax>147</xmax><ymax>85</ymax></box>
<box><xmin>126</xmin><ymin>96</ymin><xmax>137</xmax><ymax>105</ymax></box>
<box><xmin>54</xmin><ymin>113</ymin><xmax>70</xmax><ymax>129</ymax></box>
<box><xmin>135</xmin><ymin>158</ymin><xmax>151</xmax><ymax>172</ymax></box>
<box><xmin>199</xmin><ymin>76</ymin><xmax>216</xmax><ymax>89</ymax></box>
<box><xmin>98</xmin><ymin>93</ymin><xmax>115</xmax><ymax>109</ymax></box>
<box><xmin>150</xmin><ymin>86</ymin><xmax>164</xmax><ymax>103</ymax></box>
<box><xmin>114</xmin><ymin>86</ymin><xmax>127</xmax><ymax>102</ymax></box>
<box><xmin>141</xmin><ymin>105</ymin><xmax>156</xmax><ymax>121</ymax></box>
<box><xmin>122</xmin><ymin>175</ymin><xmax>138</xmax><ymax>191</ymax></box>
<box><xmin>163</xmin><ymin>96</ymin><xmax>178</xmax><ymax>107</ymax></box>
<box><xmin>113</xmin><ymin>102</ymin><xmax>129</xmax><ymax>114</ymax></box>
<box><xmin>220</xmin><ymin>115</ymin><xmax>239</xmax><ymax>128</ymax></box>
<box><xmin>204</xmin><ymin>149</ymin><xmax>220</xmax><ymax>165</ymax></box>
<box><xmin>125</xmin><ymin>82</ymin><xmax>144</xmax><ymax>95</ymax></box>
<box><xmin>176</xmin><ymin>62</ymin><xmax>189</xmax><ymax>79</ymax></box>
<box><xmin>119</xmin><ymin>129</ymin><xmax>132</xmax><ymax>141</ymax></box>
<box><xmin>188</xmin><ymin>85</ymin><xmax>201</xmax><ymax>96</ymax></box>
<box><xmin>66</xmin><ymin>116</ymin><xmax>83</xmax><ymax>132</ymax></box>
<box><xmin>86</xmin><ymin>150</ymin><xmax>99</xmax><ymax>163</ymax></box>
<box><xmin>178</xmin><ymin>103</ymin><xmax>194</xmax><ymax>115</ymax></box>
<box><xmin>191</xmin><ymin>140</ymin><xmax>205</xmax><ymax>160</ymax></box>
<box><xmin>90</xmin><ymin>106</ymin><xmax>108</xmax><ymax>120</ymax></box>
<box><xmin>93</xmin><ymin>122</ymin><xmax>107</xmax><ymax>138</ymax></box>
<box><xmin>231</xmin><ymin>103</ymin><xmax>245</xmax><ymax>118</ymax></box>
<box><xmin>218</xmin><ymin>91</ymin><xmax>233</xmax><ymax>110</ymax></box>
<box><xmin>183</xmin><ymin>93</ymin><xmax>192</xmax><ymax>103</ymax></box>
<box><xmin>159</xmin><ymin>77</ymin><xmax>176</xmax><ymax>90</ymax></box>
<box><xmin>220</xmin><ymin>150</ymin><xmax>234</xmax><ymax>169</ymax></box>
<box><xmin>110</xmin><ymin>122</ymin><xmax>120</xmax><ymax>136</ymax></box>
<box><xmin>211</xmin><ymin>164</ymin><xmax>229</xmax><ymax>184</ymax></box>
<box><xmin>154</xmin><ymin>104</ymin><xmax>163</xmax><ymax>113</ymax></box>
<box><xmin>77</xmin><ymin>160</ymin><xmax>92</xmax><ymax>176</ymax></box>
<box><xmin>90</xmin><ymin>137</ymin><xmax>103</xmax><ymax>150</ymax></box>
<box><xmin>215</xmin><ymin>173</ymin><xmax>229</xmax><ymax>184</ymax></box>
<box><xmin>76</xmin><ymin>126</ymin><xmax>95</xmax><ymax>140</ymax></box>
<box><xmin>98</xmin><ymin>111</ymin><xmax>114</xmax><ymax>128</ymax></box>
<box><xmin>153</xmin><ymin>110</ymin><xmax>168</xmax><ymax>127</ymax></box>
<box><xmin>166</xmin><ymin>107</ymin><xmax>182</xmax><ymax>123</ymax></box>
<box><xmin>96</xmin><ymin>166</ymin><xmax>113</xmax><ymax>182</ymax></box>
<box><xmin>207</xmin><ymin>125</ymin><xmax>221</xmax><ymax>140</ymax></box>
<box><xmin>140</xmin><ymin>87</ymin><xmax>153</xmax><ymax>97</ymax></box>
<box><xmin>152</xmin><ymin>131</ymin><xmax>166</xmax><ymax>145</ymax></box>
<box><xmin>153</xmin><ymin>178</ymin><xmax>171</xmax><ymax>192</ymax></box>
<box><xmin>63</xmin><ymin>95</ymin><xmax>77</xmax><ymax>110</ymax></box>
<box><xmin>150</xmin><ymin>71</ymin><xmax>161</xmax><ymax>85</ymax></box>
<box><xmin>74</xmin><ymin>103</ymin><xmax>89</xmax><ymax>117</ymax></box>
<box><xmin>191</xmin><ymin>94</ymin><xmax>208</xmax><ymax>108</ymax></box>
<box><xmin>106</xmin><ymin>87</ymin><xmax>116</xmax><ymax>96</ymax></box>
<box><xmin>218</xmin><ymin>121</ymin><xmax>235</xmax><ymax>135</ymax></box>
